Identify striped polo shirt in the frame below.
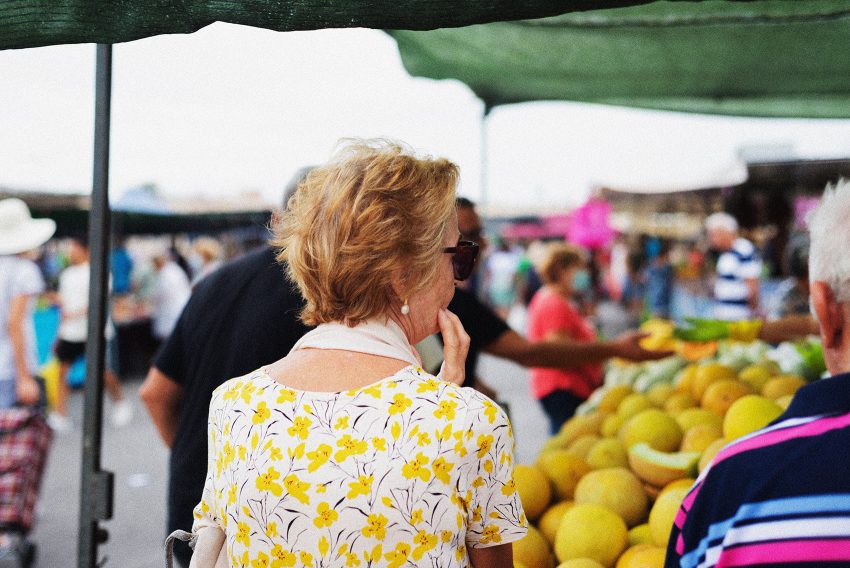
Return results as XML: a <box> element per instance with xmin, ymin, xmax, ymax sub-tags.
<box><xmin>713</xmin><ymin>238</ymin><xmax>761</xmax><ymax>321</ymax></box>
<box><xmin>666</xmin><ymin>372</ymin><xmax>850</xmax><ymax>568</ymax></box>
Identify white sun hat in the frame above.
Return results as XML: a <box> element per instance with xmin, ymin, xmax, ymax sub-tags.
<box><xmin>0</xmin><ymin>198</ymin><xmax>57</xmax><ymax>255</ymax></box>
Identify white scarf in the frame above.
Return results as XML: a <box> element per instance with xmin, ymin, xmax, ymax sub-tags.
<box><xmin>289</xmin><ymin>318</ymin><xmax>422</xmax><ymax>367</ymax></box>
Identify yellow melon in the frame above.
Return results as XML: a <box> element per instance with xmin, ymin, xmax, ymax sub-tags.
<box><xmin>649</xmin><ymin>484</ymin><xmax>691</xmax><ymax>547</ymax></box>
<box><xmin>628</xmin><ymin>524</ymin><xmax>653</xmax><ymax>546</ymax></box>
<box><xmin>698</xmin><ymin>438</ymin><xmax>727</xmax><ymax>473</ymax></box>
<box><xmin>586</xmin><ymin>438</ymin><xmax>629</xmax><ymax>470</ymax></box>
<box><xmin>627</xmin><ymin>443</ymin><xmax>699</xmax><ymax>488</ymax></box>
<box><xmin>674</xmin><ymin>408</ymin><xmax>723</xmax><ymax>432</ymax></box>
<box><xmin>700</xmin><ymin>379</ymin><xmax>753</xmax><ymax>415</ymax></box>
<box><xmin>619</xmin><ymin>409</ymin><xmax>683</xmax><ymax>452</ymax></box>
<box><xmin>513</xmin><ymin>464</ymin><xmax>552</xmax><ymax>521</ymax></box>
<box><xmin>762</xmin><ymin>375</ymin><xmax>806</xmax><ymax>400</ymax></box>
<box><xmin>574</xmin><ymin>467</ymin><xmax>649</xmax><ymax>527</ymax></box>
<box><xmin>680</xmin><ymin>423</ymin><xmax>723</xmax><ymax>453</ymax></box>
<box><xmin>568</xmin><ymin>434</ymin><xmax>601</xmax><ymax>460</ymax></box>
<box><xmin>555</xmin><ymin>504</ymin><xmax>628</xmax><ymax>567</ymax></box>
<box><xmin>537</xmin><ymin>450</ymin><xmax>591</xmax><ymax>500</ymax></box>
<box><xmin>663</xmin><ymin>392</ymin><xmax>698</xmax><ymax>415</ymax></box>
<box><xmin>723</xmin><ymin>395</ymin><xmax>783</xmax><ymax>441</ymax></box>
<box><xmin>691</xmin><ymin>364</ymin><xmax>737</xmax><ymax>401</ymax></box>
<box><xmin>599</xmin><ymin>385</ymin><xmax>635</xmax><ymax>413</ymax></box>
<box><xmin>513</xmin><ymin>525</ymin><xmax>554</xmax><ymax>568</ymax></box>
<box><xmin>539</xmin><ymin>501</ymin><xmax>574</xmax><ymax>545</ymax></box>
<box><xmin>615</xmin><ymin>545</ymin><xmax>666</xmax><ymax>568</ymax></box>
<box><xmin>646</xmin><ymin>383</ymin><xmax>675</xmax><ymax>408</ymax></box>
<box><xmin>617</xmin><ymin>394</ymin><xmax>653</xmax><ymax>421</ymax></box>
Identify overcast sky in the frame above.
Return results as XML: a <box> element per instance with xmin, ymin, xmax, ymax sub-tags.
<box><xmin>3</xmin><ymin>23</ymin><xmax>850</xmax><ymax>212</ymax></box>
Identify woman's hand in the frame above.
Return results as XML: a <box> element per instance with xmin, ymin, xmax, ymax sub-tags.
<box><xmin>16</xmin><ymin>375</ymin><xmax>41</xmax><ymax>406</ymax></box>
<box><xmin>438</xmin><ymin>308</ymin><xmax>470</xmax><ymax>386</ymax></box>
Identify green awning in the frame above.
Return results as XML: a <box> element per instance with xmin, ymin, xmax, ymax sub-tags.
<box><xmin>389</xmin><ymin>1</ymin><xmax>850</xmax><ymax>118</ymax></box>
<box><xmin>0</xmin><ymin>1</ymin><xmax>654</xmax><ymax>50</ymax></box>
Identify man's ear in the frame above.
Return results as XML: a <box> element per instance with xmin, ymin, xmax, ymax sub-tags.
<box><xmin>811</xmin><ymin>280</ymin><xmax>842</xmax><ymax>349</ymax></box>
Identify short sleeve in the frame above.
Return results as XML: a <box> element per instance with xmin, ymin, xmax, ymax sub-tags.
<box><xmin>463</xmin><ymin>396</ymin><xmax>528</xmax><ymax>548</ymax></box>
<box><xmin>192</xmin><ymin>393</ymin><xmax>222</xmax><ymax>533</ymax></box>
<box><xmin>13</xmin><ymin>261</ymin><xmax>44</xmax><ymax>298</ymax></box>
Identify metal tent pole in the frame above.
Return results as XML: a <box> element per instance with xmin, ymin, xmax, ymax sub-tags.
<box><xmin>78</xmin><ymin>43</ymin><xmax>115</xmax><ymax>568</ymax></box>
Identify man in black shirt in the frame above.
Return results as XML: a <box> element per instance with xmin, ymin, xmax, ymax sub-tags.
<box><xmin>140</xmin><ymin>246</ymin><xmax>309</xmax><ymax>566</ymax></box>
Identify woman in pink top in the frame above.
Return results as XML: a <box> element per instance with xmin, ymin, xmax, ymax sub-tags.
<box><xmin>527</xmin><ymin>244</ymin><xmax>603</xmax><ymax>434</ymax></box>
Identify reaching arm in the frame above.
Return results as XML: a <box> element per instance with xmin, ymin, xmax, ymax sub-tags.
<box><xmin>759</xmin><ymin>314</ymin><xmax>819</xmax><ymax>344</ymax></box>
<box><xmin>7</xmin><ymin>294</ymin><xmax>40</xmax><ymax>405</ymax></box>
<box><xmin>484</xmin><ymin>329</ymin><xmax>671</xmax><ymax>369</ymax></box>
<box><xmin>468</xmin><ymin>543</ymin><xmax>513</xmax><ymax>568</ymax></box>
<box><xmin>139</xmin><ymin>367</ymin><xmax>184</xmax><ymax>447</ymax></box>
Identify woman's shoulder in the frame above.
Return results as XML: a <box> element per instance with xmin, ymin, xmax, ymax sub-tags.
<box><xmin>210</xmin><ymin>368</ymin><xmax>269</xmax><ymax>404</ymax></box>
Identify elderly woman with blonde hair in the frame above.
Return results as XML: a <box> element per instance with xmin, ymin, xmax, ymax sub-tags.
<box><xmin>190</xmin><ymin>140</ymin><xmax>526</xmax><ymax>567</ymax></box>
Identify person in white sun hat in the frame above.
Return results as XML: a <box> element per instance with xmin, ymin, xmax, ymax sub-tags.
<box><xmin>0</xmin><ymin>198</ymin><xmax>56</xmax><ymax>410</ymax></box>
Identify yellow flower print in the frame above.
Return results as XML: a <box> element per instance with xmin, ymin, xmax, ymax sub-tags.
<box><xmin>316</xmin><ymin>483</ymin><xmax>328</xmax><ymax>494</ymax></box>
<box><xmin>412</xmin><ymin>530</ymin><xmax>438</xmax><ymax>561</ymax></box>
<box><xmin>501</xmin><ymin>478</ymin><xmax>517</xmax><ymax>496</ymax></box>
<box><xmin>483</xmin><ymin>459</ymin><xmax>494</xmax><ymax>474</ymax></box>
<box><xmin>416</xmin><ymin>432</ymin><xmax>431</xmax><ymax>447</ymax></box>
<box><xmin>256</xmin><ymin>467</ymin><xmax>283</xmax><ymax>497</ymax></box>
<box><xmin>363</xmin><ymin>544</ymin><xmax>382</xmax><ymax>563</ymax></box>
<box><xmin>307</xmin><ymin>444</ymin><xmax>332</xmax><ymax>473</ymax></box>
<box><xmin>282</xmin><ymin>474</ymin><xmax>311</xmax><ymax>504</ymax></box>
<box><xmin>238</xmin><ymin>445</ymin><xmax>247</xmax><ymax>461</ymax></box>
<box><xmin>401</xmin><ymin>452</ymin><xmax>432</xmax><ymax>482</ymax></box>
<box><xmin>480</xmin><ymin>524</ymin><xmax>502</xmax><ymax>545</ymax></box>
<box><xmin>335</xmin><ymin>415</ymin><xmax>349</xmax><ymax>430</ymax></box>
<box><xmin>433</xmin><ymin>399</ymin><xmax>458</xmax><ymax>421</ymax></box>
<box><xmin>346</xmin><ymin>475</ymin><xmax>373</xmax><ymax>500</ymax></box>
<box><xmin>372</xmin><ymin>437</ymin><xmax>386</xmax><ymax>452</ymax></box>
<box><xmin>227</xmin><ymin>484</ymin><xmax>237</xmax><ymax>506</ymax></box>
<box><xmin>287</xmin><ymin>416</ymin><xmax>312</xmax><ymax>440</ymax></box>
<box><xmin>251</xmin><ymin>551</ymin><xmax>269</xmax><ymax>568</ymax></box>
<box><xmin>472</xmin><ymin>476</ymin><xmax>485</xmax><ymax>489</ymax></box>
<box><xmin>286</xmin><ymin>442</ymin><xmax>304</xmax><ymax>461</ymax></box>
<box><xmin>344</xmin><ymin>552</ymin><xmax>361</xmax><ymax>567</ymax></box>
<box><xmin>482</xmin><ymin>399</ymin><xmax>498</xmax><ymax>424</ymax></box>
<box><xmin>251</xmin><ymin>431</ymin><xmax>260</xmax><ymax>451</ymax></box>
<box><xmin>416</xmin><ymin>378</ymin><xmax>440</xmax><ymax>393</ymax></box>
<box><xmin>240</xmin><ymin>383</ymin><xmax>256</xmax><ymax>404</ymax></box>
<box><xmin>361</xmin><ymin>513</ymin><xmax>388</xmax><ymax>539</ymax></box>
<box><xmin>384</xmin><ymin>543</ymin><xmax>411</xmax><ymax>568</ymax></box>
<box><xmin>381</xmin><ymin>496</ymin><xmax>394</xmax><ymax>509</ymax></box>
<box><xmin>452</xmin><ymin>431</ymin><xmax>468</xmax><ymax>457</ymax></box>
<box><xmin>222</xmin><ymin>382</ymin><xmax>241</xmax><ymax>401</ymax></box>
<box><xmin>253</xmin><ymin>401</ymin><xmax>271</xmax><ymax>424</ymax></box>
<box><xmin>313</xmin><ymin>501</ymin><xmax>338</xmax><ymax>528</ymax></box>
<box><xmin>410</xmin><ymin>509</ymin><xmax>423</xmax><ymax>525</ymax></box>
<box><xmin>299</xmin><ymin>551</ymin><xmax>314</xmax><ymax>567</ymax></box>
<box><xmin>318</xmin><ymin>536</ymin><xmax>330</xmax><ymax>557</ymax></box>
<box><xmin>361</xmin><ymin>384</ymin><xmax>382</xmax><ymax>398</ymax></box>
<box><xmin>276</xmin><ymin>388</ymin><xmax>296</xmax><ymax>404</ymax></box>
<box><xmin>390</xmin><ymin>421</ymin><xmax>401</xmax><ymax>441</ymax></box>
<box><xmin>270</xmin><ymin>545</ymin><xmax>296</xmax><ymax>567</ymax></box>
<box><xmin>436</xmin><ymin>423</ymin><xmax>452</xmax><ymax>442</ymax></box>
<box><xmin>441</xmin><ymin>530</ymin><xmax>453</xmax><ymax>543</ymax></box>
<box><xmin>476</xmin><ymin>434</ymin><xmax>494</xmax><ymax>458</ymax></box>
<box><xmin>334</xmin><ymin>434</ymin><xmax>368</xmax><ymax>462</ymax></box>
<box><xmin>388</xmin><ymin>393</ymin><xmax>412</xmax><ymax>415</ymax></box>
<box><xmin>265</xmin><ymin>521</ymin><xmax>278</xmax><ymax>538</ymax></box>
<box><xmin>236</xmin><ymin>521</ymin><xmax>251</xmax><ymax>547</ymax></box>
<box><xmin>454</xmin><ymin>544</ymin><xmax>466</xmax><ymax>561</ymax></box>
<box><xmin>269</xmin><ymin>446</ymin><xmax>283</xmax><ymax>461</ymax></box>
<box><xmin>471</xmin><ymin>505</ymin><xmax>482</xmax><ymax>524</ymax></box>
<box><xmin>432</xmin><ymin>457</ymin><xmax>454</xmax><ymax>485</ymax></box>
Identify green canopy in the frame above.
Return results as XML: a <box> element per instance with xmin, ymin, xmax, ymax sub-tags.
<box><xmin>389</xmin><ymin>1</ymin><xmax>850</xmax><ymax>118</ymax></box>
<box><xmin>0</xmin><ymin>1</ymin><xmax>653</xmax><ymax>50</ymax></box>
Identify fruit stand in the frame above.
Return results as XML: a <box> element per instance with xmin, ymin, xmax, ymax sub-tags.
<box><xmin>509</xmin><ymin>320</ymin><xmax>825</xmax><ymax>568</ymax></box>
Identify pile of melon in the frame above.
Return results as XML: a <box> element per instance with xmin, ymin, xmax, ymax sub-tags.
<box><xmin>512</xmin><ymin>361</ymin><xmax>803</xmax><ymax>568</ymax></box>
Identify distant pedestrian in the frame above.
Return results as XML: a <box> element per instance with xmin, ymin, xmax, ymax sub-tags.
<box><xmin>706</xmin><ymin>212</ymin><xmax>762</xmax><ymax>320</ymax></box>
<box><xmin>189</xmin><ymin>237</ymin><xmax>224</xmax><ymax>286</ymax></box>
<box><xmin>50</xmin><ymin>236</ymin><xmax>132</xmax><ymax>432</ymax></box>
<box><xmin>151</xmin><ymin>251</ymin><xmax>191</xmax><ymax>344</ymax></box>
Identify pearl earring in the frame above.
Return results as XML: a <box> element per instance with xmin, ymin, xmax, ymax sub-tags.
<box><xmin>401</xmin><ymin>298</ymin><xmax>410</xmax><ymax>315</ymax></box>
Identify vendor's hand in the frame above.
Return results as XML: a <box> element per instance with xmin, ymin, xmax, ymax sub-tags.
<box><xmin>611</xmin><ymin>331</ymin><xmax>674</xmax><ymax>361</ymax></box>
<box><xmin>438</xmin><ymin>308</ymin><xmax>470</xmax><ymax>386</ymax></box>
<box><xmin>16</xmin><ymin>375</ymin><xmax>40</xmax><ymax>406</ymax></box>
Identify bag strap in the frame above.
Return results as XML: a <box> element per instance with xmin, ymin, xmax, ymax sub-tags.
<box><xmin>165</xmin><ymin>530</ymin><xmax>195</xmax><ymax>568</ymax></box>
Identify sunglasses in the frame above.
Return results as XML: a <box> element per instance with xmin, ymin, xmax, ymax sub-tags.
<box><xmin>443</xmin><ymin>240</ymin><xmax>480</xmax><ymax>281</ymax></box>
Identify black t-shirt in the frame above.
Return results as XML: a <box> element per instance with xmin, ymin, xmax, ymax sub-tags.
<box><xmin>447</xmin><ymin>287</ymin><xmax>510</xmax><ymax>387</ymax></box>
<box><xmin>155</xmin><ymin>246</ymin><xmax>310</xmax><ymax>538</ymax></box>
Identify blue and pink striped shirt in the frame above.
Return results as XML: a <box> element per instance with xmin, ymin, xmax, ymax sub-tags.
<box><xmin>666</xmin><ymin>372</ymin><xmax>850</xmax><ymax>567</ymax></box>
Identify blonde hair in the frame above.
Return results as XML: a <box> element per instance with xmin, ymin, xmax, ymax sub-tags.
<box><xmin>273</xmin><ymin>139</ymin><xmax>459</xmax><ymax>326</ymax></box>
<box><xmin>538</xmin><ymin>243</ymin><xmax>585</xmax><ymax>285</ymax></box>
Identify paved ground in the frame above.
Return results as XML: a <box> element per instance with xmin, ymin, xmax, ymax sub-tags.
<box><xmin>28</xmin><ymin>353</ymin><xmax>548</xmax><ymax>567</ymax></box>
